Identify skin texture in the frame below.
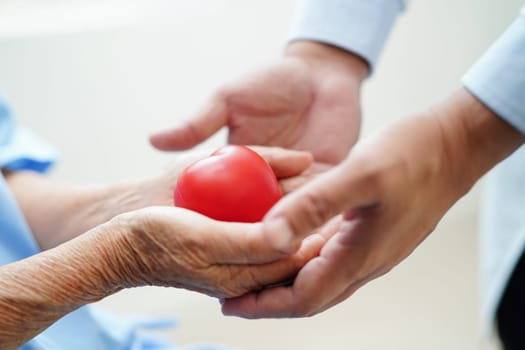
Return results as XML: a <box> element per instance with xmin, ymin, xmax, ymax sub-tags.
<box><xmin>0</xmin><ymin>207</ymin><xmax>329</xmax><ymax>349</ymax></box>
<box><xmin>4</xmin><ymin>146</ymin><xmax>312</xmax><ymax>250</ymax></box>
<box><xmin>221</xmin><ymin>89</ymin><xmax>525</xmax><ymax>318</ymax></box>
<box><xmin>0</xmin><ymin>146</ymin><xmax>316</xmax><ymax>348</ymax></box>
<box><xmin>147</xmin><ymin>39</ymin><xmax>525</xmax><ymax>320</ymax></box>
<box><xmin>149</xmin><ymin>41</ymin><xmax>369</xmax><ymax>171</ymax></box>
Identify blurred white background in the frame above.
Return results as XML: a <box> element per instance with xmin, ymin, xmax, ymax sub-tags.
<box><xmin>0</xmin><ymin>0</ymin><xmax>523</xmax><ymax>349</ymax></box>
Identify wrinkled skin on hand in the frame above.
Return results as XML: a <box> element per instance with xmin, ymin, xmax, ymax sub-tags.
<box><xmin>0</xmin><ymin>201</ymin><xmax>333</xmax><ymax>349</ymax></box>
<box><xmin>104</xmin><ymin>146</ymin><xmax>318</xmax><ymax>298</ymax></box>
<box><xmin>109</xmin><ymin>207</ymin><xmax>329</xmax><ymax>298</ymax></box>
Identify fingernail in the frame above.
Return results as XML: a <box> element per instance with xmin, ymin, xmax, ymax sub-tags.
<box><xmin>264</xmin><ymin>217</ymin><xmax>296</xmax><ymax>254</ymax></box>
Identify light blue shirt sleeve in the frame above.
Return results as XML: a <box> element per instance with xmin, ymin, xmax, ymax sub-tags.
<box><xmin>462</xmin><ymin>8</ymin><xmax>525</xmax><ymax>135</ymax></box>
<box><xmin>288</xmin><ymin>0</ymin><xmax>406</xmax><ymax>73</ymax></box>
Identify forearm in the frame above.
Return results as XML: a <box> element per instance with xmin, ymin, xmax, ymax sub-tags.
<box><xmin>4</xmin><ymin>171</ymin><xmax>163</xmax><ymax>249</ymax></box>
<box><xmin>0</xmin><ymin>222</ymin><xmax>124</xmax><ymax>349</ymax></box>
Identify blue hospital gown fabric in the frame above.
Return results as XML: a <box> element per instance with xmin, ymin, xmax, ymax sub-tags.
<box><xmin>0</xmin><ymin>95</ymin><xmax>233</xmax><ymax>350</ymax></box>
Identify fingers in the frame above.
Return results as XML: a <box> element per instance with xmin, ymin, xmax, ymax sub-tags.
<box><xmin>221</xmin><ymin>252</ymin><xmax>347</xmax><ymax>318</ymax></box>
<box><xmin>221</xmin><ymin>228</ymin><xmax>366</xmax><ymax>318</ymax></box>
<box><xmin>262</xmin><ymin>158</ymin><xmax>379</xmax><ymax>253</ymax></box>
<box><xmin>222</xmin><ymin>285</ymin><xmax>296</xmax><ymax>318</ymax></box>
<box><xmin>199</xmin><ymin>217</ymin><xmax>289</xmax><ymax>264</ymax></box>
<box><xmin>225</xmin><ymin>233</ymin><xmax>326</xmax><ymax>297</ymax></box>
<box><xmin>249</xmin><ymin>146</ymin><xmax>313</xmax><ymax>178</ymax></box>
<box><xmin>279</xmin><ymin>175</ymin><xmax>311</xmax><ymax>195</ymax></box>
<box><xmin>150</xmin><ymin>94</ymin><xmax>229</xmax><ymax>151</ymax></box>
<box><xmin>134</xmin><ymin>207</ymin><xmax>284</xmax><ymax>264</ymax></box>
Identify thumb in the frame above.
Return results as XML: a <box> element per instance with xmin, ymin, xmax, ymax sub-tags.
<box><xmin>150</xmin><ymin>95</ymin><xmax>229</xmax><ymax>151</ymax></box>
<box><xmin>262</xmin><ymin>159</ymin><xmax>379</xmax><ymax>253</ymax></box>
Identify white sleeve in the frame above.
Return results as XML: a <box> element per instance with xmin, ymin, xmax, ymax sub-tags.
<box><xmin>462</xmin><ymin>9</ymin><xmax>525</xmax><ymax>135</ymax></box>
<box><xmin>288</xmin><ymin>0</ymin><xmax>406</xmax><ymax>73</ymax></box>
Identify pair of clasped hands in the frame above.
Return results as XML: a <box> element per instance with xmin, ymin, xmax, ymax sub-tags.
<box><xmin>93</xmin><ymin>41</ymin><xmax>523</xmax><ymax>319</ymax></box>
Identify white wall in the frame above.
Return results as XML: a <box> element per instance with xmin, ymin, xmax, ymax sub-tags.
<box><xmin>0</xmin><ymin>1</ymin><xmax>523</xmax><ymax>349</ymax></box>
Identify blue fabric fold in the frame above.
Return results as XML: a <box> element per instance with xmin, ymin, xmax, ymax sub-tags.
<box><xmin>0</xmin><ymin>96</ymin><xmax>57</xmax><ymax>172</ymax></box>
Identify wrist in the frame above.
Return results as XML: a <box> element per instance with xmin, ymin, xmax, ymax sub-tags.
<box><xmin>436</xmin><ymin>89</ymin><xmax>525</xmax><ymax>191</ymax></box>
<box><xmin>51</xmin><ymin>179</ymin><xmax>161</xmax><ymax>248</ymax></box>
<box><xmin>81</xmin><ymin>180</ymin><xmax>153</xmax><ymax>224</ymax></box>
<box><xmin>102</xmin><ymin>211</ymin><xmax>164</xmax><ymax>289</ymax></box>
<box><xmin>4</xmin><ymin>173</ymin><xmax>159</xmax><ymax>249</ymax></box>
<box><xmin>285</xmin><ymin>41</ymin><xmax>369</xmax><ymax>82</ymax></box>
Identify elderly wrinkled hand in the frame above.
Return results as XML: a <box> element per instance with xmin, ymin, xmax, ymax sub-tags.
<box><xmin>105</xmin><ymin>207</ymin><xmax>326</xmax><ymax>298</ymax></box>
<box><xmin>0</xmin><ymin>145</ymin><xmax>317</xmax><ymax>348</ymax></box>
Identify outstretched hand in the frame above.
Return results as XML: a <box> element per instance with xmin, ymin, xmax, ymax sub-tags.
<box><xmin>221</xmin><ymin>89</ymin><xmax>525</xmax><ymax>318</ymax></box>
<box><xmin>150</xmin><ymin>42</ymin><xmax>368</xmax><ymax>170</ymax></box>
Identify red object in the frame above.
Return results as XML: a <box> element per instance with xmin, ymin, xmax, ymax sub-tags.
<box><xmin>174</xmin><ymin>145</ymin><xmax>282</xmax><ymax>222</ymax></box>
